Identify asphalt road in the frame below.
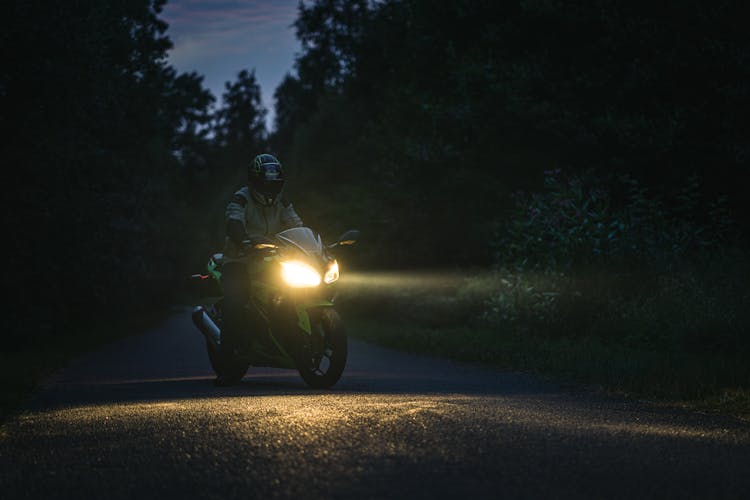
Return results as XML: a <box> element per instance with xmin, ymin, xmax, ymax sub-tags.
<box><xmin>1</xmin><ymin>307</ymin><xmax>749</xmax><ymax>499</ymax></box>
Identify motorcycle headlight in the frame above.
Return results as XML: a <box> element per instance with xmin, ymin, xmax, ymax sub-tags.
<box><xmin>280</xmin><ymin>260</ymin><xmax>321</xmax><ymax>288</ymax></box>
<box><xmin>324</xmin><ymin>260</ymin><xmax>339</xmax><ymax>284</ymax></box>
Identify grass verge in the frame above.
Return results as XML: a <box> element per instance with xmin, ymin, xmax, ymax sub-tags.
<box><xmin>338</xmin><ymin>264</ymin><xmax>750</xmax><ymax>421</ymax></box>
<box><xmin>348</xmin><ymin>319</ymin><xmax>750</xmax><ymax>420</ymax></box>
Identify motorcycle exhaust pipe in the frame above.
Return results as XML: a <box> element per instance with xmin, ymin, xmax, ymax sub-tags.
<box><xmin>192</xmin><ymin>307</ymin><xmax>221</xmax><ymax>346</ymax></box>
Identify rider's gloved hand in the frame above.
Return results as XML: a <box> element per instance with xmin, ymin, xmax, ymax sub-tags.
<box><xmin>240</xmin><ymin>236</ymin><xmax>277</xmax><ymax>256</ymax></box>
<box><xmin>246</xmin><ymin>235</ymin><xmax>276</xmax><ymax>247</ymax></box>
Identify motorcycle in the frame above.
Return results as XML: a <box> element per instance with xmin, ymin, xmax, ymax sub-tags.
<box><xmin>190</xmin><ymin>227</ymin><xmax>358</xmax><ymax>388</ymax></box>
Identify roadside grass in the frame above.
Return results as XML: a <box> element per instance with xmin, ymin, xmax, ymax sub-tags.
<box><xmin>348</xmin><ymin>319</ymin><xmax>750</xmax><ymax>419</ymax></box>
<box><xmin>338</xmin><ymin>262</ymin><xmax>750</xmax><ymax>420</ymax></box>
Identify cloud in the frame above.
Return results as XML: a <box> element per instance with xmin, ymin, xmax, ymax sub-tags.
<box><xmin>161</xmin><ymin>1</ymin><xmax>303</xmax><ymax>128</ymax></box>
<box><xmin>163</xmin><ymin>0</ymin><xmax>299</xmax><ymax>65</ymax></box>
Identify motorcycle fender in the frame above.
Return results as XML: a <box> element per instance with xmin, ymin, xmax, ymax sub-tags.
<box><xmin>296</xmin><ymin>300</ymin><xmax>334</xmax><ymax>335</ymax></box>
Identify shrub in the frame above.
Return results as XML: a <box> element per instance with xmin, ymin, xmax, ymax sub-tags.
<box><xmin>495</xmin><ymin>169</ymin><xmax>738</xmax><ymax>271</ymax></box>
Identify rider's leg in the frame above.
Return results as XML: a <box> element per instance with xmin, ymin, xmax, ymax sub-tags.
<box><xmin>220</xmin><ymin>262</ymin><xmax>249</xmax><ymax>356</ymax></box>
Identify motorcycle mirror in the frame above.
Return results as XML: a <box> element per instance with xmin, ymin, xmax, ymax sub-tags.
<box><xmin>336</xmin><ymin>229</ymin><xmax>360</xmax><ymax>246</ymax></box>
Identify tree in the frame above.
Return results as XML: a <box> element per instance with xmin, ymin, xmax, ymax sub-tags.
<box><xmin>214</xmin><ymin>69</ymin><xmax>267</xmax><ymax>161</ymax></box>
<box><xmin>2</xmin><ymin>0</ymin><xmax>219</xmax><ymax>348</ymax></box>
<box><xmin>271</xmin><ymin>0</ymin><xmax>750</xmax><ymax>268</ymax></box>
<box><xmin>165</xmin><ymin>70</ymin><xmax>216</xmax><ymax>172</ymax></box>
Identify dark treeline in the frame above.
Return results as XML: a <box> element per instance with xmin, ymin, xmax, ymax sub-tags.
<box><xmin>2</xmin><ymin>0</ymin><xmax>749</xmax><ymax>350</ymax></box>
<box><xmin>2</xmin><ymin>1</ymin><xmax>264</xmax><ymax>349</ymax></box>
<box><xmin>272</xmin><ymin>0</ymin><xmax>749</xmax><ymax>268</ymax></box>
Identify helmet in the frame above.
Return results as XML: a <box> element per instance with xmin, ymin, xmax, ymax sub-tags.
<box><xmin>248</xmin><ymin>153</ymin><xmax>285</xmax><ymax>206</ymax></box>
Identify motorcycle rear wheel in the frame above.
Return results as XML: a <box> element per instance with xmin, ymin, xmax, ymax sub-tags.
<box><xmin>295</xmin><ymin>308</ymin><xmax>347</xmax><ymax>389</ymax></box>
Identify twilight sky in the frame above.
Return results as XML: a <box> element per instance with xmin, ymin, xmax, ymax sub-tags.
<box><xmin>161</xmin><ymin>0</ymin><xmax>302</xmax><ymax>130</ymax></box>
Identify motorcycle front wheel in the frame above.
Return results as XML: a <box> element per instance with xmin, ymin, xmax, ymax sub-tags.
<box><xmin>295</xmin><ymin>308</ymin><xmax>348</xmax><ymax>389</ymax></box>
<box><xmin>206</xmin><ymin>339</ymin><xmax>248</xmax><ymax>384</ymax></box>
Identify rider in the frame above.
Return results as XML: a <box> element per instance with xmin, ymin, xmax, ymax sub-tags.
<box><xmin>218</xmin><ymin>153</ymin><xmax>303</xmax><ymax>386</ymax></box>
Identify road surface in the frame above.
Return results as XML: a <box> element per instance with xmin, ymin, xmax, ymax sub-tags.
<box><xmin>1</xmin><ymin>307</ymin><xmax>749</xmax><ymax>499</ymax></box>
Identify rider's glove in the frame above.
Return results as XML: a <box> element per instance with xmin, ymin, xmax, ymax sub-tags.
<box><xmin>239</xmin><ymin>235</ymin><xmax>277</xmax><ymax>255</ymax></box>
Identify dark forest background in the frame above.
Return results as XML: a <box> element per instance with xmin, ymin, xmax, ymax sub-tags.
<box><xmin>2</xmin><ymin>0</ymin><xmax>748</xmax><ymax>368</ymax></box>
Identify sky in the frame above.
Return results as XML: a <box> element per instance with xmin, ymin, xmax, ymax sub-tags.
<box><xmin>161</xmin><ymin>0</ymin><xmax>302</xmax><ymax>131</ymax></box>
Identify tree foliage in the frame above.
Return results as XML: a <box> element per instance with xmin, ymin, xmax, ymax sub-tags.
<box><xmin>1</xmin><ymin>1</ymin><xmax>247</xmax><ymax>348</ymax></box>
<box><xmin>497</xmin><ymin>170</ymin><xmax>739</xmax><ymax>271</ymax></box>
<box><xmin>214</xmin><ymin>69</ymin><xmax>267</xmax><ymax>154</ymax></box>
<box><xmin>273</xmin><ymin>0</ymin><xmax>750</xmax><ymax>268</ymax></box>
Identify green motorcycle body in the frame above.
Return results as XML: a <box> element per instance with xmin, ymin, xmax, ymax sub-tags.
<box><xmin>192</xmin><ymin>227</ymin><xmax>355</xmax><ymax>388</ymax></box>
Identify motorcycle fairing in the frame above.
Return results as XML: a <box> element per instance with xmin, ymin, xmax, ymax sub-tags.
<box><xmin>276</xmin><ymin>227</ymin><xmax>324</xmax><ymax>256</ymax></box>
<box><xmin>296</xmin><ymin>300</ymin><xmax>335</xmax><ymax>334</ymax></box>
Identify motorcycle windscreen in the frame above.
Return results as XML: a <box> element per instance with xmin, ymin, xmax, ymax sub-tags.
<box><xmin>276</xmin><ymin>227</ymin><xmax>324</xmax><ymax>257</ymax></box>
